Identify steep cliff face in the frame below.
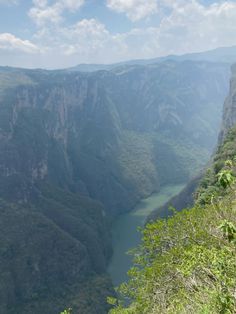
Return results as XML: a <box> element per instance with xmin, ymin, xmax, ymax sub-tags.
<box><xmin>150</xmin><ymin>62</ymin><xmax>236</xmax><ymax>228</ymax></box>
<box><xmin>0</xmin><ymin>70</ymin><xmax>121</xmax><ymax>209</ymax></box>
<box><xmin>108</xmin><ymin>61</ymin><xmax>236</xmax><ymax>314</ymax></box>
<box><xmin>219</xmin><ymin>64</ymin><xmax>236</xmax><ymax>142</ymax></box>
<box><xmin>109</xmin><ymin>61</ymin><xmax>229</xmax><ymax>148</ymax></box>
<box><xmin>0</xmin><ymin>60</ymin><xmax>230</xmax><ymax>313</ymax></box>
<box><xmin>109</xmin><ymin>127</ymin><xmax>236</xmax><ymax>314</ymax></box>
<box><xmin>0</xmin><ymin>70</ymin><xmax>114</xmax><ymax>313</ymax></box>
<box><xmin>0</xmin><ymin>61</ymin><xmax>230</xmax><ymax>212</ymax></box>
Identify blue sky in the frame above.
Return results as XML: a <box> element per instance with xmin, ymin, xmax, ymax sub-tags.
<box><xmin>0</xmin><ymin>0</ymin><xmax>236</xmax><ymax>69</ymax></box>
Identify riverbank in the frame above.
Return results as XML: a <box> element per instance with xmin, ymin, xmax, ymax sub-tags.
<box><xmin>108</xmin><ymin>184</ymin><xmax>185</xmax><ymax>286</ymax></box>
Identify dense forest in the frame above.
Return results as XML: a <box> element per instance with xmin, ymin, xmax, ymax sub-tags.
<box><xmin>0</xmin><ymin>46</ymin><xmax>236</xmax><ymax>313</ymax></box>
<box><xmin>0</xmin><ymin>55</ymin><xmax>231</xmax><ymax>313</ymax></box>
<box><xmin>108</xmin><ymin>83</ymin><xmax>236</xmax><ymax>313</ymax></box>
<box><xmin>108</xmin><ymin>125</ymin><xmax>236</xmax><ymax>314</ymax></box>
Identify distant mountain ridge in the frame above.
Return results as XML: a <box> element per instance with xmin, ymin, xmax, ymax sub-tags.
<box><xmin>69</xmin><ymin>45</ymin><xmax>236</xmax><ymax>72</ymax></box>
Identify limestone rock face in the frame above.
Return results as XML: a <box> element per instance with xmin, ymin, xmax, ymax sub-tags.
<box><xmin>219</xmin><ymin>64</ymin><xmax>236</xmax><ymax>143</ymax></box>
<box><xmin>0</xmin><ymin>60</ymin><xmax>231</xmax><ymax>313</ymax></box>
<box><xmin>0</xmin><ymin>62</ymin><xmax>230</xmax><ymax>213</ymax></box>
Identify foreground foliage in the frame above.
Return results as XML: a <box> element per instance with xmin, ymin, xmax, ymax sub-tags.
<box><xmin>108</xmin><ymin>127</ymin><xmax>236</xmax><ymax>313</ymax></box>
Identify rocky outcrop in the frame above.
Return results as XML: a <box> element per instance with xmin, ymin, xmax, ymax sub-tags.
<box><xmin>219</xmin><ymin>64</ymin><xmax>236</xmax><ymax>143</ymax></box>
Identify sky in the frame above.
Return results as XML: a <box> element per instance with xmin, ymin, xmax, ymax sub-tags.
<box><xmin>0</xmin><ymin>0</ymin><xmax>236</xmax><ymax>69</ymax></box>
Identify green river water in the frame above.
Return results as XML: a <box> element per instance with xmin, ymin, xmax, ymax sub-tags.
<box><xmin>108</xmin><ymin>184</ymin><xmax>185</xmax><ymax>286</ymax></box>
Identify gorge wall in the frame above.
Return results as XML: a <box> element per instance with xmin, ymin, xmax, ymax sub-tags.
<box><xmin>108</xmin><ymin>61</ymin><xmax>236</xmax><ymax>314</ymax></box>
<box><xmin>0</xmin><ymin>59</ymin><xmax>230</xmax><ymax>313</ymax></box>
<box><xmin>219</xmin><ymin>64</ymin><xmax>236</xmax><ymax>142</ymax></box>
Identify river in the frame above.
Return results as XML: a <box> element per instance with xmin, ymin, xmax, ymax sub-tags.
<box><xmin>108</xmin><ymin>184</ymin><xmax>185</xmax><ymax>286</ymax></box>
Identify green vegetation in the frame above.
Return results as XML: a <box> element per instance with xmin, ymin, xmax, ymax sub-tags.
<box><xmin>0</xmin><ymin>196</ymin><xmax>113</xmax><ymax>314</ymax></box>
<box><xmin>108</xmin><ymin>184</ymin><xmax>185</xmax><ymax>287</ymax></box>
<box><xmin>196</xmin><ymin>126</ymin><xmax>236</xmax><ymax>206</ymax></box>
<box><xmin>0</xmin><ymin>61</ymin><xmax>230</xmax><ymax>313</ymax></box>
<box><xmin>0</xmin><ymin>69</ymin><xmax>34</xmax><ymax>96</ymax></box>
<box><xmin>115</xmin><ymin>130</ymin><xmax>210</xmax><ymax>213</ymax></box>
<box><xmin>108</xmin><ymin>127</ymin><xmax>236</xmax><ymax>313</ymax></box>
<box><xmin>60</xmin><ymin>309</ymin><xmax>72</xmax><ymax>314</ymax></box>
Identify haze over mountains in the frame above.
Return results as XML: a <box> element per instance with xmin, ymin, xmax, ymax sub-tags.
<box><xmin>110</xmin><ymin>51</ymin><xmax>236</xmax><ymax>314</ymax></box>
<box><xmin>0</xmin><ymin>46</ymin><xmax>234</xmax><ymax>313</ymax></box>
<box><xmin>70</xmin><ymin>45</ymin><xmax>236</xmax><ymax>73</ymax></box>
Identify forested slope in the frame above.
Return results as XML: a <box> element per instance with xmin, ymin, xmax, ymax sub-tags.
<box><xmin>108</xmin><ymin>65</ymin><xmax>236</xmax><ymax>314</ymax></box>
<box><xmin>109</xmin><ymin>125</ymin><xmax>236</xmax><ymax>314</ymax></box>
<box><xmin>0</xmin><ymin>59</ymin><xmax>230</xmax><ymax>313</ymax></box>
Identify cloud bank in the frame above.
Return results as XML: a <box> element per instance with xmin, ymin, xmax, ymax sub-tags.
<box><xmin>106</xmin><ymin>0</ymin><xmax>158</xmax><ymax>21</ymax></box>
<box><xmin>1</xmin><ymin>0</ymin><xmax>236</xmax><ymax>68</ymax></box>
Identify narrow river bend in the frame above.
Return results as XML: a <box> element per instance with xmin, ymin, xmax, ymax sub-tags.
<box><xmin>108</xmin><ymin>184</ymin><xmax>185</xmax><ymax>286</ymax></box>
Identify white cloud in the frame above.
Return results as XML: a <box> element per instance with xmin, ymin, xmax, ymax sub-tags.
<box><xmin>29</xmin><ymin>5</ymin><xmax>62</xmax><ymax>26</ymax></box>
<box><xmin>106</xmin><ymin>0</ymin><xmax>158</xmax><ymax>21</ymax></box>
<box><xmin>57</xmin><ymin>1</ymin><xmax>236</xmax><ymax>63</ymax></box>
<box><xmin>29</xmin><ymin>0</ymin><xmax>85</xmax><ymax>26</ymax></box>
<box><xmin>66</xmin><ymin>18</ymin><xmax>109</xmax><ymax>46</ymax></box>
<box><xmin>155</xmin><ymin>1</ymin><xmax>236</xmax><ymax>55</ymax></box>
<box><xmin>105</xmin><ymin>1</ymin><xmax>236</xmax><ymax>61</ymax></box>
<box><xmin>0</xmin><ymin>33</ymin><xmax>39</xmax><ymax>53</ymax></box>
<box><xmin>62</xmin><ymin>0</ymin><xmax>85</xmax><ymax>12</ymax></box>
<box><xmin>33</xmin><ymin>18</ymin><xmax>111</xmax><ymax>61</ymax></box>
<box><xmin>2</xmin><ymin>0</ymin><xmax>236</xmax><ymax>69</ymax></box>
